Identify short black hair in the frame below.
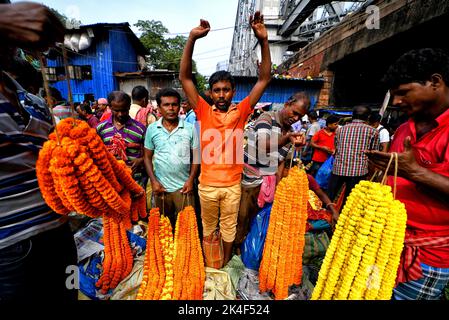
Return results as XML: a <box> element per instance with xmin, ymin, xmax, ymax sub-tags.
<box><xmin>208</xmin><ymin>70</ymin><xmax>235</xmax><ymax>90</ymax></box>
<box><xmin>326</xmin><ymin>115</ymin><xmax>339</xmax><ymax>126</ymax></box>
<box><xmin>80</xmin><ymin>103</ymin><xmax>93</xmax><ymax>115</ymax></box>
<box><xmin>308</xmin><ymin>111</ymin><xmax>318</xmax><ymax>120</ymax></box>
<box><xmin>107</xmin><ymin>91</ymin><xmax>131</xmax><ymax>107</ymax></box>
<box><xmin>369</xmin><ymin>112</ymin><xmax>382</xmax><ymax>123</ymax></box>
<box><xmin>383</xmin><ymin>48</ymin><xmax>449</xmax><ymax>89</ymax></box>
<box><xmin>352</xmin><ymin>105</ymin><xmax>371</xmax><ymax>121</ymax></box>
<box><xmin>156</xmin><ymin>88</ymin><xmax>181</xmax><ymax>106</ymax></box>
<box><xmin>132</xmin><ymin>85</ymin><xmax>149</xmax><ymax>101</ymax></box>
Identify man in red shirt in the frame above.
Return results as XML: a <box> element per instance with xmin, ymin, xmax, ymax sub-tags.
<box><xmin>309</xmin><ymin>115</ymin><xmax>339</xmax><ymax>176</ymax></box>
<box><xmin>367</xmin><ymin>48</ymin><xmax>449</xmax><ymax>300</ymax></box>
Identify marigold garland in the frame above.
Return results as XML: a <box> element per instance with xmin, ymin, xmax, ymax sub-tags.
<box><xmin>36</xmin><ymin>118</ymin><xmax>147</xmax><ymax>294</ymax></box>
<box><xmin>258</xmin><ymin>166</ymin><xmax>309</xmax><ymax>300</ymax></box>
<box><xmin>137</xmin><ymin>206</ymin><xmax>205</xmax><ymax>300</ymax></box>
<box><xmin>311</xmin><ymin>180</ymin><xmax>407</xmax><ymax>300</ymax></box>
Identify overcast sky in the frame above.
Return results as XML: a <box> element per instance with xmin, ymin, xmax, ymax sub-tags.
<box><xmin>17</xmin><ymin>0</ymin><xmax>239</xmax><ymax>76</ymax></box>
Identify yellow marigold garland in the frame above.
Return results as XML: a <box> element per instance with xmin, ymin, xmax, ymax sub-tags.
<box><xmin>258</xmin><ymin>166</ymin><xmax>309</xmax><ymax>300</ymax></box>
<box><xmin>311</xmin><ymin>180</ymin><xmax>407</xmax><ymax>300</ymax></box>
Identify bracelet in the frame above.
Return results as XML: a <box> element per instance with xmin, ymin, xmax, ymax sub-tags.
<box><xmin>326</xmin><ymin>203</ymin><xmax>336</xmax><ymax>209</ymax></box>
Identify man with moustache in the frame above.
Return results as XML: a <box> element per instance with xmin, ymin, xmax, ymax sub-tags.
<box><xmin>179</xmin><ymin>11</ymin><xmax>272</xmax><ymax>266</ymax></box>
<box><xmin>144</xmin><ymin>88</ymin><xmax>199</xmax><ymax>229</ymax></box>
<box><xmin>235</xmin><ymin>92</ymin><xmax>308</xmax><ymax>252</ymax></box>
<box><xmin>367</xmin><ymin>48</ymin><xmax>449</xmax><ymax>300</ymax></box>
<box><xmin>97</xmin><ymin>91</ymin><xmax>146</xmax><ymax>184</ymax></box>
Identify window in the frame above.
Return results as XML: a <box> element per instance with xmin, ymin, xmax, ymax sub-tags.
<box><xmin>67</xmin><ymin>65</ymin><xmax>92</xmax><ymax>80</ymax></box>
<box><xmin>45</xmin><ymin>67</ymin><xmax>57</xmax><ymax>81</ymax></box>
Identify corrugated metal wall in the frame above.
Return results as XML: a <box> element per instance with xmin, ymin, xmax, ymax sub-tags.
<box><xmin>233</xmin><ymin>77</ymin><xmax>323</xmax><ymax>109</ymax></box>
<box><xmin>47</xmin><ymin>27</ymin><xmax>141</xmax><ymax>102</ymax></box>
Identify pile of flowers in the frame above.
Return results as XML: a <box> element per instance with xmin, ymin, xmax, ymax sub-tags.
<box><xmin>36</xmin><ymin>118</ymin><xmax>147</xmax><ymax>293</ymax></box>
<box><xmin>311</xmin><ymin>180</ymin><xmax>407</xmax><ymax>300</ymax></box>
<box><xmin>258</xmin><ymin>166</ymin><xmax>309</xmax><ymax>300</ymax></box>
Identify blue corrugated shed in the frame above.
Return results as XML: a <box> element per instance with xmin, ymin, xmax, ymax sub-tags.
<box><xmin>47</xmin><ymin>23</ymin><xmax>147</xmax><ymax>103</ymax></box>
<box><xmin>233</xmin><ymin>76</ymin><xmax>324</xmax><ymax>109</ymax></box>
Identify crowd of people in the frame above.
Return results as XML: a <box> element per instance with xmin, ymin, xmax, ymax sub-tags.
<box><xmin>0</xmin><ymin>1</ymin><xmax>448</xmax><ymax>301</ymax></box>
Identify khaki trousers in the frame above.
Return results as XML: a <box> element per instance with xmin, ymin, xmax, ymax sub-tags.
<box><xmin>198</xmin><ymin>183</ymin><xmax>241</xmax><ymax>243</ymax></box>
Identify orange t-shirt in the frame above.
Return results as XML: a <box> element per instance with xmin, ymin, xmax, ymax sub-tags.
<box><xmin>195</xmin><ymin>95</ymin><xmax>252</xmax><ymax>187</ymax></box>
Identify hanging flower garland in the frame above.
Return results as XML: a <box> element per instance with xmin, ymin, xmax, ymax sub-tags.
<box><xmin>36</xmin><ymin>118</ymin><xmax>147</xmax><ymax>294</ymax></box>
<box><xmin>258</xmin><ymin>166</ymin><xmax>309</xmax><ymax>300</ymax></box>
<box><xmin>311</xmin><ymin>180</ymin><xmax>407</xmax><ymax>300</ymax></box>
<box><xmin>138</xmin><ymin>205</ymin><xmax>205</xmax><ymax>300</ymax></box>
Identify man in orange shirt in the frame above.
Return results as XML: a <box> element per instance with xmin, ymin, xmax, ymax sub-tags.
<box><xmin>180</xmin><ymin>11</ymin><xmax>271</xmax><ymax>266</ymax></box>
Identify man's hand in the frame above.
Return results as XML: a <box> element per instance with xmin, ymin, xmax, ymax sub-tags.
<box><xmin>189</xmin><ymin>19</ymin><xmax>210</xmax><ymax>41</ymax></box>
<box><xmin>130</xmin><ymin>158</ymin><xmax>144</xmax><ymax>174</ymax></box>
<box><xmin>0</xmin><ymin>2</ymin><xmax>65</xmax><ymax>49</ymax></box>
<box><xmin>151</xmin><ymin>180</ymin><xmax>166</xmax><ymax>195</ymax></box>
<box><xmin>250</xmin><ymin>11</ymin><xmax>268</xmax><ymax>42</ymax></box>
<box><xmin>288</xmin><ymin>132</ymin><xmax>306</xmax><ymax>147</ymax></box>
<box><xmin>322</xmin><ymin>146</ymin><xmax>334</xmax><ymax>155</ymax></box>
<box><xmin>366</xmin><ymin>136</ymin><xmax>421</xmax><ymax>180</ymax></box>
<box><xmin>181</xmin><ymin>178</ymin><xmax>194</xmax><ymax>194</ymax></box>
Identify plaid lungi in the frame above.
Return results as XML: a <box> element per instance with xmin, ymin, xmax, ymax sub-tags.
<box><xmin>393</xmin><ymin>263</ymin><xmax>449</xmax><ymax>300</ymax></box>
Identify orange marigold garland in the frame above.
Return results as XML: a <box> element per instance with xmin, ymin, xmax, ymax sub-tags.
<box><xmin>36</xmin><ymin>118</ymin><xmax>148</xmax><ymax>294</ymax></box>
<box><xmin>258</xmin><ymin>166</ymin><xmax>309</xmax><ymax>300</ymax></box>
<box><xmin>138</xmin><ymin>205</ymin><xmax>205</xmax><ymax>300</ymax></box>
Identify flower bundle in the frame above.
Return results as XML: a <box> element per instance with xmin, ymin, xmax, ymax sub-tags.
<box><xmin>311</xmin><ymin>180</ymin><xmax>407</xmax><ymax>300</ymax></box>
<box><xmin>36</xmin><ymin>118</ymin><xmax>147</xmax><ymax>293</ymax></box>
<box><xmin>258</xmin><ymin>166</ymin><xmax>309</xmax><ymax>300</ymax></box>
<box><xmin>36</xmin><ymin>118</ymin><xmax>146</xmax><ymax>223</ymax></box>
<box><xmin>95</xmin><ymin>215</ymin><xmax>134</xmax><ymax>294</ymax></box>
<box><xmin>137</xmin><ymin>206</ymin><xmax>205</xmax><ymax>300</ymax></box>
<box><xmin>137</xmin><ymin>208</ymin><xmax>166</xmax><ymax>300</ymax></box>
<box><xmin>172</xmin><ymin>206</ymin><xmax>205</xmax><ymax>300</ymax></box>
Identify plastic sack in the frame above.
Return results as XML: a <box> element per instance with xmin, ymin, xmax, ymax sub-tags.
<box><xmin>237</xmin><ymin>268</ymin><xmax>272</xmax><ymax>300</ymax></box>
<box><xmin>203</xmin><ymin>267</ymin><xmax>235</xmax><ymax>300</ymax></box>
<box><xmin>221</xmin><ymin>255</ymin><xmax>245</xmax><ymax>291</ymax></box>
<box><xmin>315</xmin><ymin>155</ymin><xmax>334</xmax><ymax>190</ymax></box>
<box><xmin>241</xmin><ymin>203</ymin><xmax>272</xmax><ymax>271</ymax></box>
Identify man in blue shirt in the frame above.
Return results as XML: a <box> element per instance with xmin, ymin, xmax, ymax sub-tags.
<box><xmin>182</xmin><ymin>97</ymin><xmax>197</xmax><ymax>124</ymax></box>
<box><xmin>144</xmin><ymin>88</ymin><xmax>200</xmax><ymax>228</ymax></box>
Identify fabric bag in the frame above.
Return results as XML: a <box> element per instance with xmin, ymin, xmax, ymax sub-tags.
<box><xmin>315</xmin><ymin>155</ymin><xmax>334</xmax><ymax>189</ymax></box>
<box><xmin>241</xmin><ymin>203</ymin><xmax>272</xmax><ymax>270</ymax></box>
<box><xmin>302</xmin><ymin>231</ymin><xmax>330</xmax><ymax>267</ymax></box>
<box><xmin>202</xmin><ymin>229</ymin><xmax>224</xmax><ymax>269</ymax></box>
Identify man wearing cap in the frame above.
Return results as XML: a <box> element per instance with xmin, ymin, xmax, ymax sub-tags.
<box><xmin>96</xmin><ymin>97</ymin><xmax>111</xmax><ymax>121</ymax></box>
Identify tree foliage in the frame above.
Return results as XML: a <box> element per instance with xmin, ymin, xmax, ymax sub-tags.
<box><xmin>134</xmin><ymin>19</ymin><xmax>206</xmax><ymax>92</ymax></box>
<box><xmin>49</xmin><ymin>7</ymin><xmax>81</xmax><ymax>30</ymax></box>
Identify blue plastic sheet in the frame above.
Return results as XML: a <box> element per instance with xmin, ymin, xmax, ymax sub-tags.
<box><xmin>315</xmin><ymin>155</ymin><xmax>334</xmax><ymax>190</ymax></box>
<box><xmin>241</xmin><ymin>204</ymin><xmax>272</xmax><ymax>271</ymax></box>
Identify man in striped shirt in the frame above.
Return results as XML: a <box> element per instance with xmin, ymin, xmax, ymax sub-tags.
<box><xmin>97</xmin><ymin>91</ymin><xmax>147</xmax><ymax>185</ymax></box>
<box><xmin>236</xmin><ymin>93</ymin><xmax>308</xmax><ymax>251</ymax></box>
<box><xmin>0</xmin><ymin>1</ymin><xmax>77</xmax><ymax>301</ymax></box>
<box><xmin>328</xmin><ymin>106</ymin><xmax>379</xmax><ymax>202</ymax></box>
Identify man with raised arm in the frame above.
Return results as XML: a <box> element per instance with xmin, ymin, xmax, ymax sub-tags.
<box><xmin>179</xmin><ymin>11</ymin><xmax>271</xmax><ymax>267</ymax></box>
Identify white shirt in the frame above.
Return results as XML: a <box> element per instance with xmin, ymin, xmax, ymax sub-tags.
<box><xmin>377</xmin><ymin>125</ymin><xmax>390</xmax><ymax>144</ymax></box>
<box><xmin>129</xmin><ymin>103</ymin><xmax>142</xmax><ymax>119</ymax></box>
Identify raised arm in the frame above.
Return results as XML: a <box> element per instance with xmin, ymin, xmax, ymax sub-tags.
<box><xmin>248</xmin><ymin>11</ymin><xmax>272</xmax><ymax>108</ymax></box>
<box><xmin>179</xmin><ymin>19</ymin><xmax>210</xmax><ymax>109</ymax></box>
